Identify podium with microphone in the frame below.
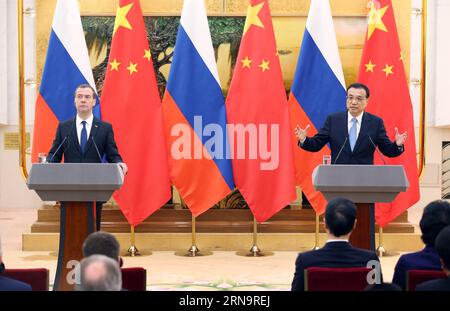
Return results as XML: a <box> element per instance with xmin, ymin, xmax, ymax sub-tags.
<box><xmin>312</xmin><ymin>164</ymin><xmax>409</xmax><ymax>250</ymax></box>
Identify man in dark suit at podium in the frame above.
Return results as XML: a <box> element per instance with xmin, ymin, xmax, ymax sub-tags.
<box><xmin>294</xmin><ymin>82</ymin><xmax>407</xmax><ymax>250</ymax></box>
<box><xmin>47</xmin><ymin>84</ymin><xmax>127</xmax><ymax>230</ymax></box>
<box><xmin>291</xmin><ymin>198</ymin><xmax>380</xmax><ymax>291</ymax></box>
<box><xmin>294</xmin><ymin>82</ymin><xmax>407</xmax><ymax>164</ymax></box>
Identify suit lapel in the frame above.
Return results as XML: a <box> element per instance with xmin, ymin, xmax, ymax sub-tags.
<box><xmin>353</xmin><ymin>112</ymin><xmax>370</xmax><ymax>153</ymax></box>
<box><xmin>70</xmin><ymin>117</ymin><xmax>82</xmax><ymax>155</ymax></box>
<box><xmin>84</xmin><ymin>117</ymin><xmax>100</xmax><ymax>154</ymax></box>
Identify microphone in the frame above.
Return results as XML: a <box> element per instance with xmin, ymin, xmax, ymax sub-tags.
<box><xmin>91</xmin><ymin>136</ymin><xmax>103</xmax><ymax>163</ymax></box>
<box><xmin>367</xmin><ymin>134</ymin><xmax>387</xmax><ymax>165</ymax></box>
<box><xmin>48</xmin><ymin>135</ymin><xmax>68</xmax><ymax>163</ymax></box>
<box><xmin>333</xmin><ymin>135</ymin><xmax>348</xmax><ymax>165</ymax></box>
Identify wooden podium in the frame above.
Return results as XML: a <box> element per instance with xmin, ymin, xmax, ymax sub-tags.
<box><xmin>312</xmin><ymin>165</ymin><xmax>409</xmax><ymax>250</ymax></box>
<box><xmin>27</xmin><ymin>163</ymin><xmax>123</xmax><ymax>291</ymax></box>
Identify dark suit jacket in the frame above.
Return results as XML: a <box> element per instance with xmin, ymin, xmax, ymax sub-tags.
<box><xmin>416</xmin><ymin>276</ymin><xmax>450</xmax><ymax>291</ymax></box>
<box><xmin>291</xmin><ymin>241</ymin><xmax>380</xmax><ymax>291</ymax></box>
<box><xmin>0</xmin><ymin>276</ymin><xmax>32</xmax><ymax>291</ymax></box>
<box><xmin>392</xmin><ymin>246</ymin><xmax>442</xmax><ymax>290</ymax></box>
<box><xmin>47</xmin><ymin>117</ymin><xmax>123</xmax><ymax>164</ymax></box>
<box><xmin>301</xmin><ymin>111</ymin><xmax>403</xmax><ymax>164</ymax></box>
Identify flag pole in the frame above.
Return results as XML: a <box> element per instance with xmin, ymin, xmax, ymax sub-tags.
<box><xmin>376</xmin><ymin>227</ymin><xmax>386</xmax><ymax>257</ymax></box>
<box><xmin>237</xmin><ymin>217</ymin><xmax>273</xmax><ymax>257</ymax></box>
<box><xmin>176</xmin><ymin>214</ymin><xmax>212</xmax><ymax>257</ymax></box>
<box><xmin>313</xmin><ymin>213</ymin><xmax>321</xmax><ymax>250</ymax></box>
<box><xmin>127</xmin><ymin>225</ymin><xmax>139</xmax><ymax>257</ymax></box>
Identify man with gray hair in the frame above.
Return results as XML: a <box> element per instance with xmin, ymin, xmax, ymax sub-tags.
<box><xmin>0</xmin><ymin>236</ymin><xmax>32</xmax><ymax>291</ymax></box>
<box><xmin>77</xmin><ymin>254</ymin><xmax>122</xmax><ymax>291</ymax></box>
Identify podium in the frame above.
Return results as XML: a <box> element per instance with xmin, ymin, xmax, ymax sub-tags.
<box><xmin>27</xmin><ymin>163</ymin><xmax>124</xmax><ymax>291</ymax></box>
<box><xmin>312</xmin><ymin>165</ymin><xmax>409</xmax><ymax>250</ymax></box>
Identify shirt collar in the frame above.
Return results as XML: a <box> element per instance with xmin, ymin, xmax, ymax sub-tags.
<box><xmin>348</xmin><ymin>111</ymin><xmax>364</xmax><ymax>125</ymax></box>
<box><xmin>326</xmin><ymin>238</ymin><xmax>349</xmax><ymax>243</ymax></box>
<box><xmin>76</xmin><ymin>114</ymin><xmax>94</xmax><ymax>126</ymax></box>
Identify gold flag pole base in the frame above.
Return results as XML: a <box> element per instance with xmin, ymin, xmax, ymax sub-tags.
<box><xmin>124</xmin><ymin>225</ymin><xmax>152</xmax><ymax>257</ymax></box>
<box><xmin>175</xmin><ymin>215</ymin><xmax>212</xmax><ymax>257</ymax></box>
<box><xmin>376</xmin><ymin>227</ymin><xmax>398</xmax><ymax>257</ymax></box>
<box><xmin>236</xmin><ymin>217</ymin><xmax>273</xmax><ymax>257</ymax></box>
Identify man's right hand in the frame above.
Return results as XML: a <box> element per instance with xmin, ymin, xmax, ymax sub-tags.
<box><xmin>294</xmin><ymin>124</ymin><xmax>310</xmax><ymax>143</ymax></box>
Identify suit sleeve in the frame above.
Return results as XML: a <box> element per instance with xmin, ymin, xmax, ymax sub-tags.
<box><xmin>105</xmin><ymin>124</ymin><xmax>123</xmax><ymax>163</ymax></box>
<box><xmin>291</xmin><ymin>254</ymin><xmax>306</xmax><ymax>291</ymax></box>
<box><xmin>47</xmin><ymin>124</ymin><xmax>64</xmax><ymax>163</ymax></box>
<box><xmin>392</xmin><ymin>255</ymin><xmax>407</xmax><ymax>290</ymax></box>
<box><xmin>300</xmin><ymin>115</ymin><xmax>331</xmax><ymax>152</ymax></box>
<box><xmin>375</xmin><ymin>118</ymin><xmax>404</xmax><ymax>158</ymax></box>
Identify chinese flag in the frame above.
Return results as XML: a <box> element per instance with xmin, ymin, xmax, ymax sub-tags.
<box><xmin>358</xmin><ymin>0</ymin><xmax>420</xmax><ymax>227</ymax></box>
<box><xmin>226</xmin><ymin>0</ymin><xmax>296</xmax><ymax>222</ymax></box>
<box><xmin>100</xmin><ymin>0</ymin><xmax>171</xmax><ymax>226</ymax></box>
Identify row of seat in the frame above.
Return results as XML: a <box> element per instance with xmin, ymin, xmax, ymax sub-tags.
<box><xmin>3</xmin><ymin>267</ymin><xmax>446</xmax><ymax>291</ymax></box>
<box><xmin>3</xmin><ymin>267</ymin><xmax>146</xmax><ymax>291</ymax></box>
<box><xmin>305</xmin><ymin>267</ymin><xmax>447</xmax><ymax>291</ymax></box>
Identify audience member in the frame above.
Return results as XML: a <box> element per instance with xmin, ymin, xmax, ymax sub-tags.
<box><xmin>291</xmin><ymin>198</ymin><xmax>380</xmax><ymax>291</ymax></box>
<box><xmin>77</xmin><ymin>254</ymin><xmax>122</xmax><ymax>291</ymax></box>
<box><xmin>416</xmin><ymin>225</ymin><xmax>450</xmax><ymax>291</ymax></box>
<box><xmin>392</xmin><ymin>200</ymin><xmax>450</xmax><ymax>289</ymax></box>
<box><xmin>82</xmin><ymin>231</ymin><xmax>122</xmax><ymax>266</ymax></box>
<box><xmin>0</xmin><ymin>236</ymin><xmax>32</xmax><ymax>291</ymax></box>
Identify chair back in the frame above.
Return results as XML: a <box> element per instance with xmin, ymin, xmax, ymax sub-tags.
<box><xmin>121</xmin><ymin>267</ymin><xmax>147</xmax><ymax>291</ymax></box>
<box><xmin>3</xmin><ymin>268</ymin><xmax>49</xmax><ymax>291</ymax></box>
<box><xmin>406</xmin><ymin>269</ymin><xmax>446</xmax><ymax>291</ymax></box>
<box><xmin>305</xmin><ymin>267</ymin><xmax>371</xmax><ymax>291</ymax></box>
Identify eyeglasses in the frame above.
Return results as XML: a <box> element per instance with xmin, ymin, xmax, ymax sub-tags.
<box><xmin>346</xmin><ymin>96</ymin><xmax>366</xmax><ymax>103</ymax></box>
<box><xmin>76</xmin><ymin>94</ymin><xmax>93</xmax><ymax>100</ymax></box>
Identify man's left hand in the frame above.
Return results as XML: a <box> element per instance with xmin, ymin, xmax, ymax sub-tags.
<box><xmin>119</xmin><ymin>162</ymin><xmax>128</xmax><ymax>175</ymax></box>
<box><xmin>395</xmin><ymin>127</ymin><xmax>407</xmax><ymax>146</ymax></box>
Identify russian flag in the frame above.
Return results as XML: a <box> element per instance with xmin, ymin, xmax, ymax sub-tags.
<box><xmin>288</xmin><ymin>0</ymin><xmax>346</xmax><ymax>215</ymax></box>
<box><xmin>162</xmin><ymin>0</ymin><xmax>234</xmax><ymax>216</ymax></box>
<box><xmin>32</xmin><ymin>0</ymin><xmax>99</xmax><ymax>162</ymax></box>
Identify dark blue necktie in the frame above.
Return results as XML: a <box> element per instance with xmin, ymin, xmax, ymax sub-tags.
<box><xmin>80</xmin><ymin>120</ymin><xmax>87</xmax><ymax>152</ymax></box>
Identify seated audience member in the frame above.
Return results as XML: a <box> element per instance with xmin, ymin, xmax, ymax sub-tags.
<box><xmin>77</xmin><ymin>255</ymin><xmax>122</xmax><ymax>291</ymax></box>
<box><xmin>392</xmin><ymin>200</ymin><xmax>450</xmax><ymax>289</ymax></box>
<box><xmin>0</xmin><ymin>236</ymin><xmax>31</xmax><ymax>291</ymax></box>
<box><xmin>416</xmin><ymin>225</ymin><xmax>450</xmax><ymax>291</ymax></box>
<box><xmin>364</xmin><ymin>283</ymin><xmax>402</xmax><ymax>291</ymax></box>
<box><xmin>291</xmin><ymin>198</ymin><xmax>380</xmax><ymax>291</ymax></box>
<box><xmin>83</xmin><ymin>231</ymin><xmax>122</xmax><ymax>266</ymax></box>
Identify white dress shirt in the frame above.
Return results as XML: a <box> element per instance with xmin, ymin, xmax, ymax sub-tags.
<box><xmin>347</xmin><ymin>111</ymin><xmax>364</xmax><ymax>140</ymax></box>
<box><xmin>76</xmin><ymin>114</ymin><xmax>93</xmax><ymax>145</ymax></box>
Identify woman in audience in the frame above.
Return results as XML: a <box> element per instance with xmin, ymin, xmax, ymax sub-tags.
<box><xmin>392</xmin><ymin>200</ymin><xmax>450</xmax><ymax>289</ymax></box>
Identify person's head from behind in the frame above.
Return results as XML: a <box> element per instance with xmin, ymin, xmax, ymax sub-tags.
<box><xmin>0</xmin><ymin>236</ymin><xmax>4</xmax><ymax>272</ymax></box>
<box><xmin>325</xmin><ymin>198</ymin><xmax>357</xmax><ymax>239</ymax></box>
<box><xmin>419</xmin><ymin>200</ymin><xmax>450</xmax><ymax>247</ymax></box>
<box><xmin>435</xmin><ymin>225</ymin><xmax>450</xmax><ymax>275</ymax></box>
<box><xmin>346</xmin><ymin>82</ymin><xmax>370</xmax><ymax>117</ymax></box>
<box><xmin>78</xmin><ymin>255</ymin><xmax>122</xmax><ymax>291</ymax></box>
<box><xmin>83</xmin><ymin>231</ymin><xmax>122</xmax><ymax>266</ymax></box>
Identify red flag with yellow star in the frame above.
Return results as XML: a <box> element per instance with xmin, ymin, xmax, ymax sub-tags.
<box><xmin>225</xmin><ymin>0</ymin><xmax>296</xmax><ymax>222</ymax></box>
<box><xmin>358</xmin><ymin>0</ymin><xmax>420</xmax><ymax>227</ymax></box>
<box><xmin>100</xmin><ymin>0</ymin><xmax>171</xmax><ymax>226</ymax></box>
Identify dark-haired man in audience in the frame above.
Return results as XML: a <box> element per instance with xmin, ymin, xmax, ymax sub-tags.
<box><xmin>291</xmin><ymin>197</ymin><xmax>380</xmax><ymax>291</ymax></box>
<box><xmin>416</xmin><ymin>225</ymin><xmax>450</xmax><ymax>291</ymax></box>
<box><xmin>392</xmin><ymin>200</ymin><xmax>450</xmax><ymax>289</ymax></box>
<box><xmin>83</xmin><ymin>231</ymin><xmax>123</xmax><ymax>267</ymax></box>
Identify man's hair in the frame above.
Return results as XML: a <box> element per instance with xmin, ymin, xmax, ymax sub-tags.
<box><xmin>435</xmin><ymin>225</ymin><xmax>450</xmax><ymax>270</ymax></box>
<box><xmin>419</xmin><ymin>200</ymin><xmax>450</xmax><ymax>246</ymax></box>
<box><xmin>82</xmin><ymin>231</ymin><xmax>120</xmax><ymax>263</ymax></box>
<box><xmin>346</xmin><ymin>82</ymin><xmax>370</xmax><ymax>98</ymax></box>
<box><xmin>78</xmin><ymin>255</ymin><xmax>122</xmax><ymax>291</ymax></box>
<box><xmin>325</xmin><ymin>198</ymin><xmax>357</xmax><ymax>237</ymax></box>
<box><xmin>74</xmin><ymin>84</ymin><xmax>96</xmax><ymax>99</ymax></box>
